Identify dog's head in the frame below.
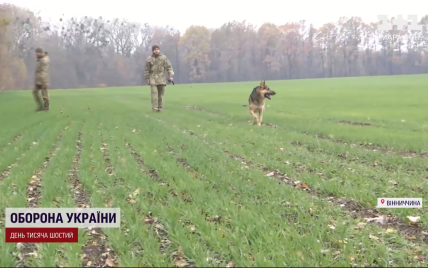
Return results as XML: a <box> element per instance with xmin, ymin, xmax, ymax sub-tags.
<box><xmin>257</xmin><ymin>80</ymin><xmax>276</xmax><ymax>100</ymax></box>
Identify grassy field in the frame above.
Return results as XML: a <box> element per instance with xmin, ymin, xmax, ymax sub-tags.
<box><xmin>0</xmin><ymin>74</ymin><xmax>427</xmax><ymax>267</ymax></box>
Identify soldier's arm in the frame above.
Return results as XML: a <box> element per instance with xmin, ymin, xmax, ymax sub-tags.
<box><xmin>35</xmin><ymin>60</ymin><xmax>43</xmax><ymax>73</ymax></box>
<box><xmin>164</xmin><ymin>57</ymin><xmax>174</xmax><ymax>79</ymax></box>
<box><xmin>42</xmin><ymin>57</ymin><xmax>49</xmax><ymax>71</ymax></box>
<box><xmin>37</xmin><ymin>58</ymin><xmax>48</xmax><ymax>77</ymax></box>
<box><xmin>143</xmin><ymin>58</ymin><xmax>150</xmax><ymax>81</ymax></box>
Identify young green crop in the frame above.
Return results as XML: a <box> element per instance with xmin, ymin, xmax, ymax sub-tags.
<box><xmin>0</xmin><ymin>74</ymin><xmax>427</xmax><ymax>267</ymax></box>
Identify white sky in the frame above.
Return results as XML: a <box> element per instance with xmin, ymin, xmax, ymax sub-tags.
<box><xmin>4</xmin><ymin>0</ymin><xmax>428</xmax><ymax>33</ymax></box>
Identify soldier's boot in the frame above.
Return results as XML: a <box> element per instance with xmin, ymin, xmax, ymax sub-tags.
<box><xmin>43</xmin><ymin>98</ymin><xmax>49</xmax><ymax>111</ymax></box>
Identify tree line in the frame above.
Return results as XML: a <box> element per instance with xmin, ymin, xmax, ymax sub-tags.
<box><xmin>1</xmin><ymin>3</ymin><xmax>428</xmax><ymax>90</ymax></box>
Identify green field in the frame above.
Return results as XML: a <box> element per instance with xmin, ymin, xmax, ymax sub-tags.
<box><xmin>0</xmin><ymin>74</ymin><xmax>427</xmax><ymax>267</ymax></box>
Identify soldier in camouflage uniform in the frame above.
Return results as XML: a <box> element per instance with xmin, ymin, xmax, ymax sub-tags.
<box><xmin>144</xmin><ymin>45</ymin><xmax>174</xmax><ymax>112</ymax></box>
<box><xmin>33</xmin><ymin>47</ymin><xmax>50</xmax><ymax>111</ymax></box>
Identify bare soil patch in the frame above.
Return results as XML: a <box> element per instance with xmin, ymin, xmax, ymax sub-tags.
<box><xmin>338</xmin><ymin>120</ymin><xmax>372</xmax><ymax>126</ymax></box>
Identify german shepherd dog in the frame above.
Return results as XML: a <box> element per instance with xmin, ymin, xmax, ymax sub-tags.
<box><xmin>248</xmin><ymin>80</ymin><xmax>276</xmax><ymax>126</ymax></box>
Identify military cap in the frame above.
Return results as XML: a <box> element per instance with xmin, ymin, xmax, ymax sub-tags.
<box><xmin>152</xmin><ymin>45</ymin><xmax>160</xmax><ymax>51</ymax></box>
<box><xmin>35</xmin><ymin>47</ymin><xmax>44</xmax><ymax>53</ymax></box>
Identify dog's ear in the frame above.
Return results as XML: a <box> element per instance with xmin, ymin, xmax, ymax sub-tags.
<box><xmin>260</xmin><ymin>80</ymin><xmax>264</xmax><ymax>87</ymax></box>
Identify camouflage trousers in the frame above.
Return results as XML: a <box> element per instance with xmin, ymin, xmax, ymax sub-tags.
<box><xmin>150</xmin><ymin>84</ymin><xmax>165</xmax><ymax>111</ymax></box>
<box><xmin>33</xmin><ymin>84</ymin><xmax>49</xmax><ymax>110</ymax></box>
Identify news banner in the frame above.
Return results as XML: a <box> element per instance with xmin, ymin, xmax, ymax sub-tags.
<box><xmin>5</xmin><ymin>208</ymin><xmax>120</xmax><ymax>243</ymax></box>
<box><xmin>3</xmin><ymin>198</ymin><xmax>422</xmax><ymax>243</ymax></box>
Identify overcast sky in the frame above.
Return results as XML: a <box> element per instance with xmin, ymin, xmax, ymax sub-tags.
<box><xmin>5</xmin><ymin>0</ymin><xmax>428</xmax><ymax>33</ymax></box>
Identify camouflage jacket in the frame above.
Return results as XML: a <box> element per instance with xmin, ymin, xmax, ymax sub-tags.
<box><xmin>144</xmin><ymin>53</ymin><xmax>174</xmax><ymax>85</ymax></box>
<box><xmin>35</xmin><ymin>54</ymin><xmax>50</xmax><ymax>86</ymax></box>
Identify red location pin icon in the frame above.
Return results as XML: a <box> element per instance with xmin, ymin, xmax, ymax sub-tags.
<box><xmin>381</xmin><ymin>199</ymin><xmax>385</xmax><ymax>204</ymax></box>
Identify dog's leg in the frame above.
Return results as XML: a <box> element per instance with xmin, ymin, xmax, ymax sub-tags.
<box><xmin>249</xmin><ymin>107</ymin><xmax>258</xmax><ymax>125</ymax></box>
<box><xmin>257</xmin><ymin>107</ymin><xmax>264</xmax><ymax>126</ymax></box>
